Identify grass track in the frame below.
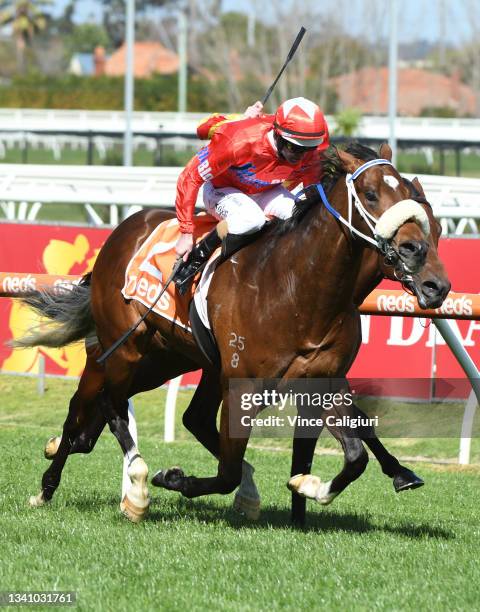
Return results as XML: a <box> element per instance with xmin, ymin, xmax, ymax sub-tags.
<box><xmin>1</xmin><ymin>376</ymin><xmax>479</xmax><ymax>611</ymax></box>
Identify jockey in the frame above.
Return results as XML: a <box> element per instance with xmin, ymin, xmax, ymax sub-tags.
<box><xmin>173</xmin><ymin>97</ymin><xmax>330</xmax><ymax>294</ymax></box>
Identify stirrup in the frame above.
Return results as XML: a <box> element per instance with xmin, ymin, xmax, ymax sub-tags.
<box><xmin>174</xmin><ymin>229</ymin><xmax>221</xmax><ymax>295</ymax></box>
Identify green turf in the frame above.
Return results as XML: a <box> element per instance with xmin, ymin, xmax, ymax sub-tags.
<box><xmin>0</xmin><ymin>143</ymin><xmax>198</xmax><ymax>168</ymax></box>
<box><xmin>1</xmin><ymin>375</ymin><xmax>479</xmax><ymax>611</ymax></box>
<box><xmin>397</xmin><ymin>150</ymin><xmax>480</xmax><ymax>178</ymax></box>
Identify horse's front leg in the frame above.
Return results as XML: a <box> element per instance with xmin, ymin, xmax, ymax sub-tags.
<box><xmin>288</xmin><ymin>395</ymin><xmax>369</xmax><ymax>517</ymax></box>
<box><xmin>355</xmin><ymin>403</ymin><xmax>424</xmax><ymax>492</ymax></box>
<box><xmin>152</xmin><ymin>369</ymin><xmax>261</xmax><ymax>518</ymax></box>
<box><xmin>290</xmin><ymin>435</ymin><xmax>320</xmax><ymax>527</ymax></box>
<box><xmin>154</xmin><ymin>392</ymin><xmax>249</xmax><ymax>500</ymax></box>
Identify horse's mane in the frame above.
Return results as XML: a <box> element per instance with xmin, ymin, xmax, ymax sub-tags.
<box><xmin>269</xmin><ymin>141</ymin><xmax>380</xmax><ymax>238</ymax></box>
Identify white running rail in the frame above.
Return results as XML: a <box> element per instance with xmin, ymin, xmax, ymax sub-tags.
<box><xmin>1</xmin><ymin>109</ymin><xmax>480</xmax><ymax>142</ymax></box>
<box><xmin>0</xmin><ymin>164</ymin><xmax>478</xmax><ymax>234</ymax></box>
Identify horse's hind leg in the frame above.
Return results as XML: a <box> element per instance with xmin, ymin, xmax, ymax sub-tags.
<box><xmin>30</xmin><ymin>393</ymin><xmax>103</xmax><ymax>507</ymax></box>
<box><xmin>44</xmin><ymin>341</ymin><xmax>107</xmax><ymax>460</ymax></box>
<box><xmin>29</xmin><ymin>351</ymin><xmax>106</xmax><ymax>507</ymax></box>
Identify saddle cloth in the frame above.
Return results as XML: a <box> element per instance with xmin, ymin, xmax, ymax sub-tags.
<box><xmin>122</xmin><ymin>213</ymin><xmax>218</xmax><ymax>331</ymax></box>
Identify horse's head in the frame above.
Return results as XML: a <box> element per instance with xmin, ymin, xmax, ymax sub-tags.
<box><xmin>394</xmin><ymin>176</ymin><xmax>450</xmax><ymax>308</ymax></box>
<box><xmin>334</xmin><ymin>143</ymin><xmax>450</xmax><ymax>309</ymax></box>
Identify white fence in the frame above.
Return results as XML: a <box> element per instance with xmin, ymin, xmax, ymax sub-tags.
<box><xmin>1</xmin><ymin>108</ymin><xmax>480</xmax><ymax>143</ymax></box>
<box><xmin>0</xmin><ymin>164</ymin><xmax>478</xmax><ymax>235</ymax></box>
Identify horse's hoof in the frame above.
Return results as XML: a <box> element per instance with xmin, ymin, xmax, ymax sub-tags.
<box><xmin>288</xmin><ymin>474</ymin><xmax>322</xmax><ymax>499</ymax></box>
<box><xmin>288</xmin><ymin>474</ymin><xmax>337</xmax><ymax>505</ymax></box>
<box><xmin>393</xmin><ymin>469</ymin><xmax>425</xmax><ymax>492</ymax></box>
<box><xmin>120</xmin><ymin>494</ymin><xmax>148</xmax><ymax>523</ymax></box>
<box><xmin>233</xmin><ymin>492</ymin><xmax>261</xmax><ymax>520</ymax></box>
<box><xmin>29</xmin><ymin>492</ymin><xmax>47</xmax><ymax>508</ymax></box>
<box><xmin>151</xmin><ymin>467</ymin><xmax>185</xmax><ymax>490</ymax></box>
<box><xmin>44</xmin><ymin>436</ymin><xmax>61</xmax><ymax>460</ymax></box>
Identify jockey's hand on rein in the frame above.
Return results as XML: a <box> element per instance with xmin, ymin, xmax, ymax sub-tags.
<box><xmin>175</xmin><ymin>233</ymin><xmax>194</xmax><ymax>262</ymax></box>
<box><xmin>296</xmin><ymin>184</ymin><xmax>320</xmax><ymax>206</ymax></box>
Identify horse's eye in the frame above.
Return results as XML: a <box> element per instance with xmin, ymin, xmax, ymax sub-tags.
<box><xmin>365</xmin><ymin>191</ymin><xmax>377</xmax><ymax>202</ymax></box>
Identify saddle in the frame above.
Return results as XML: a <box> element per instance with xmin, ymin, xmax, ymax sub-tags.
<box><xmin>122</xmin><ymin>214</ymin><xmax>217</xmax><ymax>331</ymax></box>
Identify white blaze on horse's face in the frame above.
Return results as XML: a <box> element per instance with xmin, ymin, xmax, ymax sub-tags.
<box><xmin>383</xmin><ymin>175</ymin><xmax>399</xmax><ymax>190</ymax></box>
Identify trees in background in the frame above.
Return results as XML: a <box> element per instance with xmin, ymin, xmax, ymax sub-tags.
<box><xmin>0</xmin><ymin>0</ymin><xmax>52</xmax><ymax>72</ymax></box>
<box><xmin>0</xmin><ymin>0</ymin><xmax>478</xmax><ymax>116</ymax></box>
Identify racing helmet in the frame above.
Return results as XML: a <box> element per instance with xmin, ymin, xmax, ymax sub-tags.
<box><xmin>274</xmin><ymin>97</ymin><xmax>327</xmax><ymax>147</ymax></box>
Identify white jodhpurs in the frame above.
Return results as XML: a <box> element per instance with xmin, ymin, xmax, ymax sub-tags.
<box><xmin>203</xmin><ymin>182</ymin><xmax>295</xmax><ymax>235</ymax></box>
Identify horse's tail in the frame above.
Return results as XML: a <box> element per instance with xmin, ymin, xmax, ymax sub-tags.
<box><xmin>10</xmin><ymin>273</ymin><xmax>94</xmax><ymax>348</ymax></box>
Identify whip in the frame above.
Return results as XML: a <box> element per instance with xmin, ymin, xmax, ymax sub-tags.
<box><xmin>97</xmin><ymin>258</ymin><xmax>183</xmax><ymax>365</ymax></box>
<box><xmin>261</xmin><ymin>27</ymin><xmax>307</xmax><ymax>105</ymax></box>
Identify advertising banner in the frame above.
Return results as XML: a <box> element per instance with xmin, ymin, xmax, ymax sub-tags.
<box><xmin>0</xmin><ymin>225</ymin><xmax>478</xmax><ymax>397</ymax></box>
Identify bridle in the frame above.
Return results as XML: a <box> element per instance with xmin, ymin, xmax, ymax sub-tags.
<box><xmin>298</xmin><ymin>158</ymin><xmax>430</xmax><ymax>282</ymax></box>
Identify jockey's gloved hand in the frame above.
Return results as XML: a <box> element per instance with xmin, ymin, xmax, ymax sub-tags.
<box><xmin>175</xmin><ymin>233</ymin><xmax>194</xmax><ymax>262</ymax></box>
<box><xmin>296</xmin><ymin>184</ymin><xmax>320</xmax><ymax>206</ymax></box>
<box><xmin>244</xmin><ymin>101</ymin><xmax>263</xmax><ymax>118</ymax></box>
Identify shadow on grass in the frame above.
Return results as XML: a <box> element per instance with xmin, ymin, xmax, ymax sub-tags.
<box><xmin>35</xmin><ymin>489</ymin><xmax>454</xmax><ymax>540</ymax></box>
<box><xmin>57</xmin><ymin>488</ymin><xmax>454</xmax><ymax>540</ymax></box>
<box><xmin>146</xmin><ymin>497</ymin><xmax>455</xmax><ymax>540</ymax></box>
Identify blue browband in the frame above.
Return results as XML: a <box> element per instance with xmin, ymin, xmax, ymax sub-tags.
<box><xmin>349</xmin><ymin>158</ymin><xmax>393</xmax><ymax>181</ymax></box>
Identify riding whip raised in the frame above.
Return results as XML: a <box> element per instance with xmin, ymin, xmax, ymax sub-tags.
<box><xmin>261</xmin><ymin>26</ymin><xmax>307</xmax><ymax>105</ymax></box>
<box><xmin>96</xmin><ymin>257</ymin><xmax>183</xmax><ymax>365</ymax></box>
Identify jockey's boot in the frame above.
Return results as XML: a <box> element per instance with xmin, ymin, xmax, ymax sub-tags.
<box><xmin>174</xmin><ymin>228</ymin><xmax>222</xmax><ymax>295</ymax></box>
<box><xmin>221</xmin><ymin>231</ymin><xmax>260</xmax><ymax>260</ymax></box>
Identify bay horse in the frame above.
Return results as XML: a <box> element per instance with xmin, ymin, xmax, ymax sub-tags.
<box><xmin>12</xmin><ymin>143</ymin><xmax>450</xmax><ymax>525</ymax></box>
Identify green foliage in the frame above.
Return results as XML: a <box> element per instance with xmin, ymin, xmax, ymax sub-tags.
<box><xmin>419</xmin><ymin>106</ymin><xmax>459</xmax><ymax>118</ymax></box>
<box><xmin>0</xmin><ymin>38</ymin><xmax>18</xmax><ymax>76</ymax></box>
<box><xmin>420</xmin><ymin>106</ymin><xmax>454</xmax><ymax>118</ymax></box>
<box><xmin>66</xmin><ymin>23</ymin><xmax>110</xmax><ymax>55</ymax></box>
<box><xmin>0</xmin><ymin>73</ymin><xmax>229</xmax><ymax>112</ymax></box>
<box><xmin>0</xmin><ymin>1</ymin><xmax>52</xmax><ymax>39</ymax></box>
<box><xmin>49</xmin><ymin>0</ymin><xmax>75</xmax><ymax>35</ymax></box>
<box><xmin>333</xmin><ymin>107</ymin><xmax>362</xmax><ymax>136</ymax></box>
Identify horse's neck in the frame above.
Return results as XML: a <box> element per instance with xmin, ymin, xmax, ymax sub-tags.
<box><xmin>353</xmin><ymin>249</ymin><xmax>384</xmax><ymax>306</ymax></box>
<box><xmin>271</xmin><ymin>179</ymin><xmax>370</xmax><ymax>323</ymax></box>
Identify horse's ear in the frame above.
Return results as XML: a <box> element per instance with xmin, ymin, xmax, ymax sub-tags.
<box><xmin>336</xmin><ymin>148</ymin><xmax>360</xmax><ymax>174</ymax></box>
<box><xmin>379</xmin><ymin>142</ymin><xmax>392</xmax><ymax>161</ymax></box>
<box><xmin>411</xmin><ymin>176</ymin><xmax>426</xmax><ymax>198</ymax></box>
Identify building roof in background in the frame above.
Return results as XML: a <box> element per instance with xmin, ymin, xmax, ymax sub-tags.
<box><xmin>330</xmin><ymin>67</ymin><xmax>477</xmax><ymax>116</ymax></box>
<box><xmin>105</xmin><ymin>41</ymin><xmax>179</xmax><ymax>78</ymax></box>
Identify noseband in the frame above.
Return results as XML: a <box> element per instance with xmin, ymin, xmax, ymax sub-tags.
<box><xmin>304</xmin><ymin>158</ymin><xmax>430</xmax><ymax>279</ymax></box>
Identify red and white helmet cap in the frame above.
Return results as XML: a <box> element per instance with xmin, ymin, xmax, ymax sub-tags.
<box><xmin>274</xmin><ymin>97</ymin><xmax>327</xmax><ymax>147</ymax></box>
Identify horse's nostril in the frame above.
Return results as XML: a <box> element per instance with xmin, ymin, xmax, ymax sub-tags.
<box><xmin>422</xmin><ymin>278</ymin><xmax>451</xmax><ymax>299</ymax></box>
<box><xmin>422</xmin><ymin>280</ymin><xmax>441</xmax><ymax>297</ymax></box>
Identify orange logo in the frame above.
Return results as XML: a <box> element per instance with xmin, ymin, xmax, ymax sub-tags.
<box><xmin>1</xmin><ymin>235</ymin><xmax>100</xmax><ymax>376</ymax></box>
